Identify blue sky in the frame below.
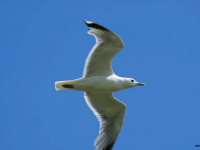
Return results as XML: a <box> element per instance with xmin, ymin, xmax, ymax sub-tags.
<box><xmin>0</xmin><ymin>0</ymin><xmax>200</xmax><ymax>150</ymax></box>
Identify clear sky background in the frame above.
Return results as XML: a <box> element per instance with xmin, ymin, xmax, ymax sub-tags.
<box><xmin>0</xmin><ymin>0</ymin><xmax>200</xmax><ymax>150</ymax></box>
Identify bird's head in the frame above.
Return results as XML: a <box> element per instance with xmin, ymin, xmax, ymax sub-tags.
<box><xmin>124</xmin><ymin>78</ymin><xmax>145</xmax><ymax>88</ymax></box>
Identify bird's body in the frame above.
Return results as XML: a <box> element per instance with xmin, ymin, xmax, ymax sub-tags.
<box><xmin>56</xmin><ymin>74</ymin><xmax>136</xmax><ymax>93</ymax></box>
<box><xmin>55</xmin><ymin>21</ymin><xmax>145</xmax><ymax>150</ymax></box>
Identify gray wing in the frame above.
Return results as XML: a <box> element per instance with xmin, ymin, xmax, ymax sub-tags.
<box><xmin>84</xmin><ymin>92</ymin><xmax>126</xmax><ymax>150</ymax></box>
<box><xmin>83</xmin><ymin>21</ymin><xmax>124</xmax><ymax>78</ymax></box>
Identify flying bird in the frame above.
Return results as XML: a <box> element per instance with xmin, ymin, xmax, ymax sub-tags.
<box><xmin>55</xmin><ymin>21</ymin><xmax>145</xmax><ymax>150</ymax></box>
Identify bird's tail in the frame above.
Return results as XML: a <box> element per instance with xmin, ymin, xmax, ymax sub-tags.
<box><xmin>55</xmin><ymin>80</ymin><xmax>76</xmax><ymax>90</ymax></box>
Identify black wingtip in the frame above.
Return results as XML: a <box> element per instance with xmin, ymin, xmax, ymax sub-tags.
<box><xmin>84</xmin><ymin>20</ymin><xmax>110</xmax><ymax>31</ymax></box>
<box><xmin>105</xmin><ymin>141</ymin><xmax>116</xmax><ymax>150</ymax></box>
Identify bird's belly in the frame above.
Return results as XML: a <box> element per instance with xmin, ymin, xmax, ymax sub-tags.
<box><xmin>84</xmin><ymin>84</ymin><xmax>120</xmax><ymax>93</ymax></box>
<box><xmin>75</xmin><ymin>76</ymin><xmax>122</xmax><ymax>93</ymax></box>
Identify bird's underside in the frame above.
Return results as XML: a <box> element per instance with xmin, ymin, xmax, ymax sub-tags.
<box><xmin>55</xmin><ymin>20</ymin><xmax>145</xmax><ymax>150</ymax></box>
<box><xmin>82</xmin><ymin>21</ymin><xmax>126</xmax><ymax>150</ymax></box>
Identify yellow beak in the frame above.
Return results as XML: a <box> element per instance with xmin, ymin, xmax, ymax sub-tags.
<box><xmin>137</xmin><ymin>83</ymin><xmax>145</xmax><ymax>86</ymax></box>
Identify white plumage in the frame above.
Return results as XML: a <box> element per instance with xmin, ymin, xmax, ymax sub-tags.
<box><xmin>55</xmin><ymin>20</ymin><xmax>145</xmax><ymax>150</ymax></box>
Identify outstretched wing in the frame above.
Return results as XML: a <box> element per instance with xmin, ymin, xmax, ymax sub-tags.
<box><xmin>83</xmin><ymin>21</ymin><xmax>124</xmax><ymax>78</ymax></box>
<box><xmin>84</xmin><ymin>92</ymin><xmax>126</xmax><ymax>150</ymax></box>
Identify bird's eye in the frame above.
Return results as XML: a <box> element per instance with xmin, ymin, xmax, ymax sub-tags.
<box><xmin>131</xmin><ymin>79</ymin><xmax>135</xmax><ymax>82</ymax></box>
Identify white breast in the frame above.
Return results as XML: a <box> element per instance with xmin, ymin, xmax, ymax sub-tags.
<box><xmin>75</xmin><ymin>75</ymin><xmax>124</xmax><ymax>93</ymax></box>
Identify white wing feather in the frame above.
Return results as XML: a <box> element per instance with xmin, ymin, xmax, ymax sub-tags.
<box><xmin>84</xmin><ymin>92</ymin><xmax>126</xmax><ymax>150</ymax></box>
<box><xmin>83</xmin><ymin>21</ymin><xmax>124</xmax><ymax>78</ymax></box>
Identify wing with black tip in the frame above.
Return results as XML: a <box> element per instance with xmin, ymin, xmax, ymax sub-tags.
<box><xmin>83</xmin><ymin>21</ymin><xmax>124</xmax><ymax>78</ymax></box>
<box><xmin>84</xmin><ymin>92</ymin><xmax>126</xmax><ymax>150</ymax></box>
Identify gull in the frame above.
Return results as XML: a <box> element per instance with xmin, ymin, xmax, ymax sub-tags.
<box><xmin>55</xmin><ymin>21</ymin><xmax>145</xmax><ymax>150</ymax></box>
